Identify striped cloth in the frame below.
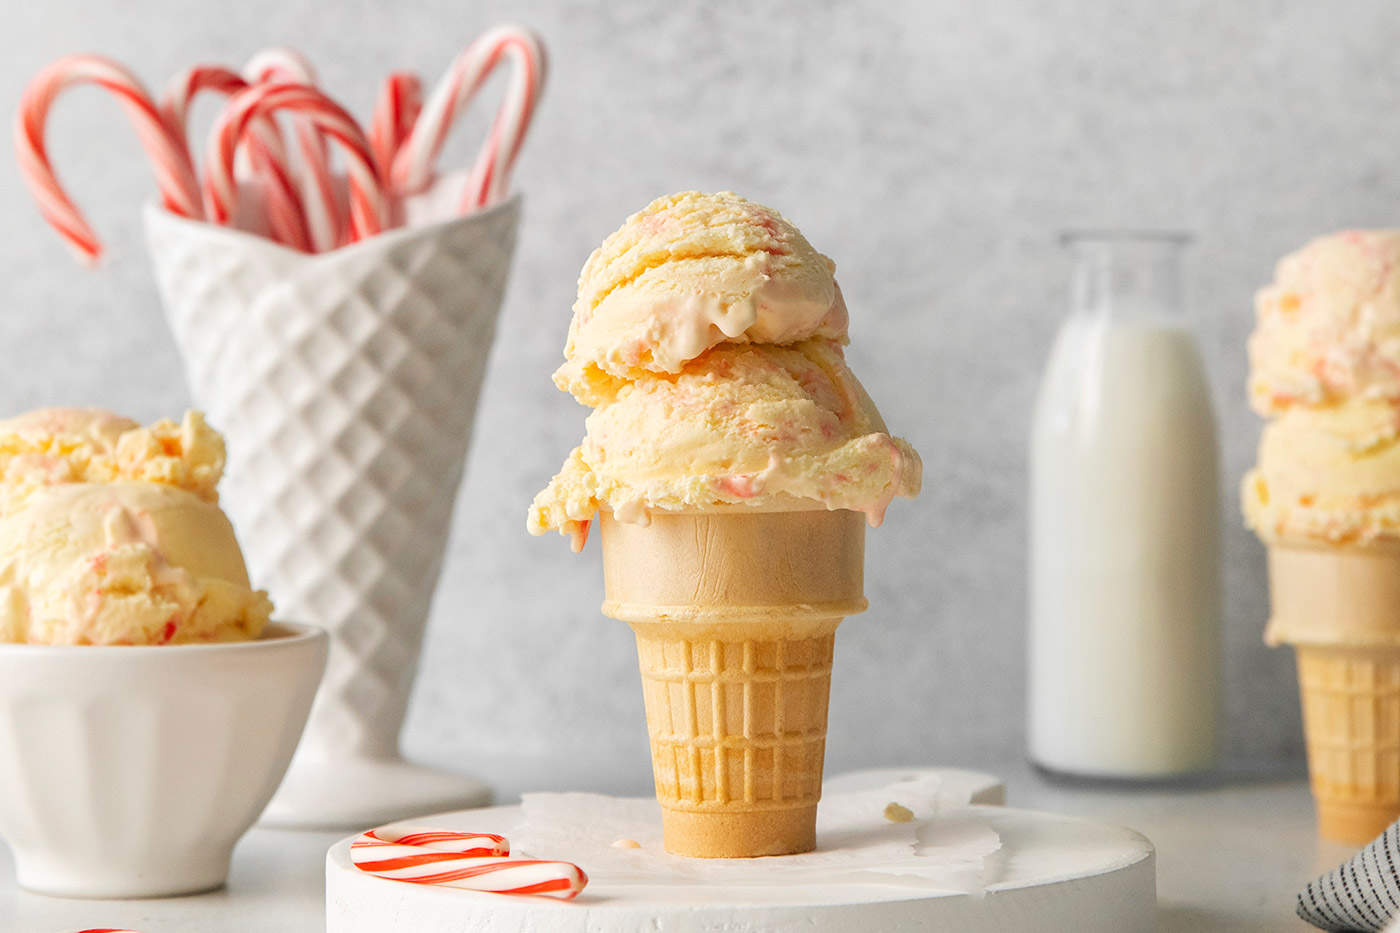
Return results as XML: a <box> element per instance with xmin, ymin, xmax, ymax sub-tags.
<box><xmin>1299</xmin><ymin>822</ymin><xmax>1400</xmax><ymax>931</ymax></box>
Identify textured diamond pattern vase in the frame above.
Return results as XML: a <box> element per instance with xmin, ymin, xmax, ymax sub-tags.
<box><xmin>145</xmin><ymin>196</ymin><xmax>519</xmax><ymax>827</ymax></box>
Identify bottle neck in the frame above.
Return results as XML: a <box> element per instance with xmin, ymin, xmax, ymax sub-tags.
<box><xmin>1065</xmin><ymin>234</ymin><xmax>1187</xmax><ymax>322</ymax></box>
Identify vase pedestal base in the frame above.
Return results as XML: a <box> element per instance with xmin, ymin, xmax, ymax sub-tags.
<box><xmin>261</xmin><ymin>753</ymin><xmax>491</xmax><ymax>830</ymax></box>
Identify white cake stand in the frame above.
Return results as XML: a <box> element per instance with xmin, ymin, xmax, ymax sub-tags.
<box><xmin>325</xmin><ymin>771</ymin><xmax>1154</xmax><ymax>933</ymax></box>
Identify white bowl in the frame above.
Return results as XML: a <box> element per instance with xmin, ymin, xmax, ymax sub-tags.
<box><xmin>0</xmin><ymin>622</ymin><xmax>327</xmax><ymax>897</ymax></box>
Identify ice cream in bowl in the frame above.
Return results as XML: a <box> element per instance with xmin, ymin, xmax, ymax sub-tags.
<box><xmin>0</xmin><ymin>407</ymin><xmax>326</xmax><ymax>897</ymax></box>
<box><xmin>531</xmin><ymin>192</ymin><xmax>921</xmax><ymax>858</ymax></box>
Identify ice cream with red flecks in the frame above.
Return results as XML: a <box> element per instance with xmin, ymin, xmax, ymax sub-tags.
<box><xmin>1249</xmin><ymin>230</ymin><xmax>1400</xmax><ymax>416</ymax></box>
<box><xmin>0</xmin><ymin>408</ymin><xmax>270</xmax><ymax>644</ymax></box>
<box><xmin>529</xmin><ymin>192</ymin><xmax>920</xmax><ymax>551</ymax></box>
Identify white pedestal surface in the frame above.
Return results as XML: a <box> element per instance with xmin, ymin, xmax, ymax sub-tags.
<box><xmin>325</xmin><ymin>768</ymin><xmax>1154</xmax><ymax>932</ymax></box>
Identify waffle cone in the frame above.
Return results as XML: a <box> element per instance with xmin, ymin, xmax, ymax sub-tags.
<box><xmin>600</xmin><ymin>508</ymin><xmax>867</xmax><ymax>858</ymax></box>
<box><xmin>1268</xmin><ymin>543</ymin><xmax>1400</xmax><ymax>844</ymax></box>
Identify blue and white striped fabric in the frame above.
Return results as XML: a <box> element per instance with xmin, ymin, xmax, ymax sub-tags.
<box><xmin>1299</xmin><ymin>822</ymin><xmax>1400</xmax><ymax>932</ymax></box>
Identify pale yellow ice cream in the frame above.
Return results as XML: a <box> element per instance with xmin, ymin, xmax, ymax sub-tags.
<box><xmin>531</xmin><ymin>192</ymin><xmax>921</xmax><ymax>550</ymax></box>
<box><xmin>531</xmin><ymin>340</ymin><xmax>920</xmax><ymax>545</ymax></box>
<box><xmin>0</xmin><ymin>482</ymin><xmax>270</xmax><ymax>645</ymax></box>
<box><xmin>1243</xmin><ymin>399</ymin><xmax>1400</xmax><ymax>544</ymax></box>
<box><xmin>0</xmin><ymin>407</ymin><xmax>225</xmax><ymax>510</ymax></box>
<box><xmin>1249</xmin><ymin>230</ymin><xmax>1400</xmax><ymax>416</ymax></box>
<box><xmin>556</xmin><ymin>191</ymin><xmax>849</xmax><ymax>406</ymax></box>
<box><xmin>0</xmin><ymin>408</ymin><xmax>270</xmax><ymax>645</ymax></box>
<box><xmin>1245</xmin><ymin>229</ymin><xmax>1400</xmax><ymax>545</ymax></box>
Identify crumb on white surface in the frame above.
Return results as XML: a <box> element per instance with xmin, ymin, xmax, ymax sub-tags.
<box><xmin>884</xmin><ymin>802</ymin><xmax>914</xmax><ymax>823</ymax></box>
<box><xmin>611</xmin><ymin>838</ymin><xmax>642</xmax><ymax>849</ymax></box>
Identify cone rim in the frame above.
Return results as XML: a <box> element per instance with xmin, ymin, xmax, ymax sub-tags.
<box><xmin>1266</xmin><ymin>537</ymin><xmax>1400</xmax><ymax>557</ymax></box>
<box><xmin>605</xmin><ymin>496</ymin><xmax>857</xmax><ymax>519</ymax></box>
<box><xmin>609</xmin><ymin>601</ymin><xmax>864</xmax><ymax>627</ymax></box>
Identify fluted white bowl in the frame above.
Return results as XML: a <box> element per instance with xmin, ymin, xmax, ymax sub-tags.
<box><xmin>0</xmin><ymin>622</ymin><xmax>326</xmax><ymax>897</ymax></box>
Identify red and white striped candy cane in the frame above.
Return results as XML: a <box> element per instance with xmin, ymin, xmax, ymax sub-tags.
<box><xmin>243</xmin><ymin>48</ymin><xmax>341</xmax><ymax>251</ymax></box>
<box><xmin>242</xmin><ymin>47</ymin><xmax>319</xmax><ymax>88</ymax></box>
<box><xmin>391</xmin><ymin>25</ymin><xmax>546</xmax><ymax>211</ymax></box>
<box><xmin>13</xmin><ymin>54</ymin><xmax>202</xmax><ymax>263</ymax></box>
<box><xmin>352</xmin><ymin>828</ymin><xmax>508</xmax><ymax>882</ymax></box>
<box><xmin>205</xmin><ymin>82</ymin><xmax>386</xmax><ymax>242</ymax></box>
<box><xmin>369</xmin><ymin>71</ymin><xmax>423</xmax><ymax>181</ymax></box>
<box><xmin>461</xmin><ymin>27</ymin><xmax>546</xmax><ymax>210</ymax></box>
<box><xmin>353</xmin><ymin>828</ymin><xmax>508</xmax><ymax>862</ymax></box>
<box><xmin>160</xmin><ymin>66</ymin><xmax>311</xmax><ymax>252</ymax></box>
<box><xmin>351</xmin><ymin>828</ymin><xmax>586</xmax><ymax>898</ymax></box>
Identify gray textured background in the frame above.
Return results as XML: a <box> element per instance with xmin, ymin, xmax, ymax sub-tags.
<box><xmin>9</xmin><ymin>0</ymin><xmax>1394</xmax><ymax>793</ymax></box>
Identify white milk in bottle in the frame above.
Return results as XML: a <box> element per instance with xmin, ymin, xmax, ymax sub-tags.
<box><xmin>1028</xmin><ymin>232</ymin><xmax>1221</xmax><ymax>779</ymax></box>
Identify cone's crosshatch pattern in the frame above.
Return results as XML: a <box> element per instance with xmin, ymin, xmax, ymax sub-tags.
<box><xmin>1297</xmin><ymin>647</ymin><xmax>1400</xmax><ymax>844</ymax></box>
<box><xmin>146</xmin><ymin>199</ymin><xmax>520</xmax><ymax>761</ymax></box>
<box><xmin>636</xmin><ymin>624</ymin><xmax>836</xmax><ymax>812</ymax></box>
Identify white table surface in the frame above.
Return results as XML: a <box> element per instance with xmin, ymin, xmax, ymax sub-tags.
<box><xmin>0</xmin><ymin>761</ymin><xmax>1345</xmax><ymax>932</ymax></box>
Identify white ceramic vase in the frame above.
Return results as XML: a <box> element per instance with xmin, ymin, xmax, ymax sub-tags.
<box><xmin>145</xmin><ymin>194</ymin><xmax>520</xmax><ymax>828</ymax></box>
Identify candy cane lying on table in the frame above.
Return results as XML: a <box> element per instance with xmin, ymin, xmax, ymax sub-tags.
<box><xmin>351</xmin><ymin>828</ymin><xmax>587</xmax><ymax>898</ymax></box>
<box><xmin>354</xmin><ymin>828</ymin><xmax>509</xmax><ymax>866</ymax></box>
<box><xmin>243</xmin><ymin>48</ymin><xmax>341</xmax><ymax>251</ymax></box>
<box><xmin>204</xmin><ymin>82</ymin><xmax>386</xmax><ymax>242</ymax></box>
<box><xmin>161</xmin><ymin>65</ymin><xmax>311</xmax><ymax>252</ymax></box>
<box><xmin>369</xmin><ymin>71</ymin><xmax>422</xmax><ymax>181</ymax></box>
<box><xmin>390</xmin><ymin>25</ymin><xmax>546</xmax><ymax>211</ymax></box>
<box><xmin>14</xmin><ymin>54</ymin><xmax>202</xmax><ymax>262</ymax></box>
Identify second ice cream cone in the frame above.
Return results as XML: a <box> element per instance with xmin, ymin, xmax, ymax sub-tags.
<box><xmin>1268</xmin><ymin>542</ymin><xmax>1400</xmax><ymax>843</ymax></box>
<box><xmin>600</xmin><ymin>508</ymin><xmax>866</xmax><ymax>858</ymax></box>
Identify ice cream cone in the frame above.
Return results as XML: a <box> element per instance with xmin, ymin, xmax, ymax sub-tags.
<box><xmin>599</xmin><ymin>507</ymin><xmax>867</xmax><ymax>858</ymax></box>
<box><xmin>1267</xmin><ymin>542</ymin><xmax>1400</xmax><ymax>844</ymax></box>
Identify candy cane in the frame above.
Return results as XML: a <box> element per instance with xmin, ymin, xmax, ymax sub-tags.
<box><xmin>353</xmin><ymin>828</ymin><xmax>509</xmax><ymax>867</ymax></box>
<box><xmin>242</xmin><ymin>49</ymin><xmax>341</xmax><ymax>251</ymax></box>
<box><xmin>160</xmin><ymin>66</ymin><xmax>310</xmax><ymax>252</ymax></box>
<box><xmin>14</xmin><ymin>54</ymin><xmax>202</xmax><ymax>263</ymax></box>
<box><xmin>205</xmin><ymin>82</ymin><xmax>385</xmax><ymax>242</ymax></box>
<box><xmin>351</xmin><ymin>828</ymin><xmax>586</xmax><ymax>898</ymax></box>
<box><xmin>461</xmin><ymin>29</ymin><xmax>546</xmax><ymax>210</ymax></box>
<box><xmin>369</xmin><ymin>71</ymin><xmax>423</xmax><ymax>180</ymax></box>
<box><xmin>242</xmin><ymin>47</ymin><xmax>319</xmax><ymax>87</ymax></box>
<box><xmin>391</xmin><ymin>26</ymin><xmax>546</xmax><ymax>211</ymax></box>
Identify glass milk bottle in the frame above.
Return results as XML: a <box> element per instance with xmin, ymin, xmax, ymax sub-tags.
<box><xmin>1027</xmin><ymin>232</ymin><xmax>1221</xmax><ymax>780</ymax></box>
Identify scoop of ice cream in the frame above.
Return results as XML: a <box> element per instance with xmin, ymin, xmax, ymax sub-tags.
<box><xmin>0</xmin><ymin>482</ymin><xmax>271</xmax><ymax>645</ymax></box>
<box><xmin>555</xmin><ymin>192</ymin><xmax>849</xmax><ymax>405</ymax></box>
<box><xmin>1242</xmin><ymin>398</ymin><xmax>1400</xmax><ymax>544</ymax></box>
<box><xmin>1249</xmin><ymin>230</ymin><xmax>1400</xmax><ymax>415</ymax></box>
<box><xmin>0</xmin><ymin>407</ymin><xmax>225</xmax><ymax>510</ymax></box>
<box><xmin>0</xmin><ymin>407</ymin><xmax>139</xmax><ymax>450</ymax></box>
<box><xmin>530</xmin><ymin>339</ymin><xmax>922</xmax><ymax>549</ymax></box>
